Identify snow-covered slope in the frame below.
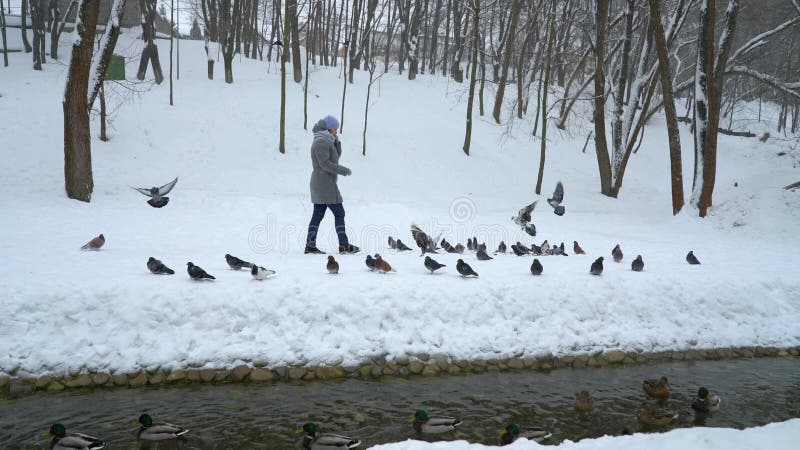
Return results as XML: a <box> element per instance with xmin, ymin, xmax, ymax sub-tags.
<box><xmin>0</xmin><ymin>29</ymin><xmax>798</xmax><ymax>376</ymax></box>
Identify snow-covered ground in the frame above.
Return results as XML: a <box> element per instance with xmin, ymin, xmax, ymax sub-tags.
<box><xmin>0</xmin><ymin>28</ymin><xmax>799</xmax><ymax>378</ymax></box>
<box><xmin>369</xmin><ymin>419</ymin><xmax>800</xmax><ymax>450</ymax></box>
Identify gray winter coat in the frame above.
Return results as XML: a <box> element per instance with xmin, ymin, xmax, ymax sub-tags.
<box><xmin>310</xmin><ymin>119</ymin><xmax>351</xmax><ymax>204</ymax></box>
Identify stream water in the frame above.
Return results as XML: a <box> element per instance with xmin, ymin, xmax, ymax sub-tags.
<box><xmin>1</xmin><ymin>357</ymin><xmax>798</xmax><ymax>449</ymax></box>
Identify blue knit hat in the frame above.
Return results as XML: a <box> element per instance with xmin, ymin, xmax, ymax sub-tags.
<box><xmin>323</xmin><ymin>115</ymin><xmax>340</xmax><ymax>130</ymax></box>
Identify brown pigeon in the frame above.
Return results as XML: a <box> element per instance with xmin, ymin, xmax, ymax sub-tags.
<box><xmin>573</xmin><ymin>241</ymin><xmax>586</xmax><ymax>255</ymax></box>
<box><xmin>374</xmin><ymin>255</ymin><xmax>395</xmax><ymax>273</ymax></box>
<box><xmin>81</xmin><ymin>234</ymin><xmax>105</xmax><ymax>250</ymax></box>
<box><xmin>327</xmin><ymin>255</ymin><xmax>339</xmax><ymax>274</ymax></box>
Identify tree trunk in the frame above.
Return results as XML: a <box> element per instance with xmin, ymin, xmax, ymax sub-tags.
<box><xmin>451</xmin><ymin>0</ymin><xmax>463</xmax><ymax>82</ymax></box>
<box><xmin>462</xmin><ymin>0</ymin><xmax>479</xmax><ymax>155</ymax></box>
<box><xmin>1</xmin><ymin>2</ymin><xmax>8</xmax><ymax>67</ymax></box>
<box><xmin>407</xmin><ymin>0</ymin><xmax>422</xmax><ymax>80</ymax></box>
<box><xmin>87</xmin><ymin>0</ymin><xmax>126</xmax><ymax>111</ymax></box>
<box><xmin>288</xmin><ymin>0</ymin><xmax>301</xmax><ymax>82</ymax></box>
<box><xmin>21</xmin><ymin>0</ymin><xmax>32</xmax><ymax>53</ymax></box>
<box><xmin>648</xmin><ymin>0</ymin><xmax>683</xmax><ymax>214</ymax></box>
<box><xmin>347</xmin><ymin>0</ymin><xmax>362</xmax><ymax>82</ymax></box>
<box><xmin>279</xmin><ymin>0</ymin><xmax>289</xmax><ymax>153</ymax></box>
<box><xmin>535</xmin><ymin>0</ymin><xmax>557</xmax><ymax>195</ymax></box>
<box><xmin>429</xmin><ymin>0</ymin><xmax>441</xmax><ymax>73</ymax></box>
<box><xmin>491</xmin><ymin>0</ymin><xmax>521</xmax><ymax>124</ymax></box>
<box><xmin>593</xmin><ymin>0</ymin><xmax>613</xmax><ymax>196</ymax></box>
<box><xmin>31</xmin><ymin>0</ymin><xmax>45</xmax><ymax>69</ymax></box>
<box><xmin>64</xmin><ymin>0</ymin><xmax>100</xmax><ymax>202</ymax></box>
<box><xmin>51</xmin><ymin>0</ymin><xmax>77</xmax><ymax>61</ymax></box>
<box><xmin>137</xmin><ymin>0</ymin><xmax>164</xmax><ymax>83</ymax></box>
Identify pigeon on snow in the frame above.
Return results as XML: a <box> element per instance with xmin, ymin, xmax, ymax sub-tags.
<box><xmin>132</xmin><ymin>177</ymin><xmax>178</xmax><ymax>208</ymax></box>
<box><xmin>251</xmin><ymin>264</ymin><xmax>276</xmax><ymax>280</ymax></box>
<box><xmin>477</xmin><ymin>246</ymin><xmax>493</xmax><ymax>261</ymax></box>
<box><xmin>365</xmin><ymin>254</ymin><xmax>377</xmax><ymax>271</ymax></box>
<box><xmin>388</xmin><ymin>236</ymin><xmax>397</xmax><ymax>249</ymax></box>
<box><xmin>456</xmin><ymin>259</ymin><xmax>479</xmax><ymax>277</ymax></box>
<box><xmin>225</xmin><ymin>254</ymin><xmax>254</xmax><ymax>270</ymax></box>
<box><xmin>424</xmin><ymin>256</ymin><xmax>446</xmax><ymax>274</ymax></box>
<box><xmin>496</xmin><ymin>241</ymin><xmax>507</xmax><ymax>254</ymax></box>
<box><xmin>411</xmin><ymin>225</ymin><xmax>439</xmax><ymax>255</ymax></box>
<box><xmin>327</xmin><ymin>255</ymin><xmax>339</xmax><ymax>274</ymax></box>
<box><xmin>81</xmin><ymin>234</ymin><xmax>105</xmax><ymax>250</ymax></box>
<box><xmin>374</xmin><ymin>255</ymin><xmax>395</xmax><ymax>273</ymax></box>
<box><xmin>632</xmin><ymin>255</ymin><xmax>644</xmax><ymax>272</ymax></box>
<box><xmin>686</xmin><ymin>251</ymin><xmax>701</xmax><ymax>265</ymax></box>
<box><xmin>147</xmin><ymin>257</ymin><xmax>174</xmax><ymax>275</ymax></box>
<box><xmin>590</xmin><ymin>257</ymin><xmax>604</xmax><ymax>276</ymax></box>
<box><xmin>573</xmin><ymin>241</ymin><xmax>586</xmax><ymax>255</ymax></box>
<box><xmin>612</xmin><ymin>244</ymin><xmax>624</xmax><ymax>263</ymax></box>
<box><xmin>187</xmin><ymin>262</ymin><xmax>215</xmax><ymax>280</ymax></box>
<box><xmin>396</xmin><ymin>239</ymin><xmax>412</xmax><ymax>251</ymax></box>
<box><xmin>530</xmin><ymin>259</ymin><xmax>543</xmax><ymax>275</ymax></box>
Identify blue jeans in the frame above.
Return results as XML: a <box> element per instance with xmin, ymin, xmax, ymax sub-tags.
<box><xmin>306</xmin><ymin>203</ymin><xmax>349</xmax><ymax>246</ymax></box>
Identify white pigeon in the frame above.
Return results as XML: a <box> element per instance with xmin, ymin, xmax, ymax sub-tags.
<box><xmin>251</xmin><ymin>265</ymin><xmax>276</xmax><ymax>280</ymax></box>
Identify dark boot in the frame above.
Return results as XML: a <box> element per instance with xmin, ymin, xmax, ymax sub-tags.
<box><xmin>304</xmin><ymin>245</ymin><xmax>325</xmax><ymax>254</ymax></box>
<box><xmin>338</xmin><ymin>244</ymin><xmax>360</xmax><ymax>254</ymax></box>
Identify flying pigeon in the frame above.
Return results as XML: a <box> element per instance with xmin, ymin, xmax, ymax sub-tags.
<box><xmin>411</xmin><ymin>225</ymin><xmax>439</xmax><ymax>255</ymax></box>
<box><xmin>547</xmin><ymin>181</ymin><xmax>565</xmax><ymax>216</ymax></box>
<box><xmin>424</xmin><ymin>256</ymin><xmax>446</xmax><ymax>274</ymax></box>
<box><xmin>530</xmin><ymin>258</ymin><xmax>543</xmax><ymax>275</ymax></box>
<box><xmin>573</xmin><ymin>241</ymin><xmax>586</xmax><ymax>255</ymax></box>
<box><xmin>513</xmin><ymin>200</ymin><xmax>538</xmax><ymax>228</ymax></box>
<box><xmin>327</xmin><ymin>255</ymin><xmax>339</xmax><ymax>274</ymax></box>
<box><xmin>388</xmin><ymin>236</ymin><xmax>397</xmax><ymax>249</ymax></box>
<box><xmin>477</xmin><ymin>246</ymin><xmax>493</xmax><ymax>260</ymax></box>
<box><xmin>251</xmin><ymin>264</ymin><xmax>276</xmax><ymax>280</ymax></box>
<box><xmin>496</xmin><ymin>241</ymin><xmax>507</xmax><ymax>253</ymax></box>
<box><xmin>187</xmin><ymin>262</ymin><xmax>215</xmax><ymax>280</ymax></box>
<box><xmin>365</xmin><ymin>254</ymin><xmax>377</xmax><ymax>271</ymax></box>
<box><xmin>132</xmin><ymin>177</ymin><xmax>178</xmax><ymax>208</ymax></box>
<box><xmin>632</xmin><ymin>255</ymin><xmax>644</xmax><ymax>272</ymax></box>
<box><xmin>225</xmin><ymin>253</ymin><xmax>254</xmax><ymax>270</ymax></box>
<box><xmin>612</xmin><ymin>244</ymin><xmax>623</xmax><ymax>263</ymax></box>
<box><xmin>590</xmin><ymin>257</ymin><xmax>604</xmax><ymax>275</ymax></box>
<box><xmin>147</xmin><ymin>257</ymin><xmax>174</xmax><ymax>275</ymax></box>
<box><xmin>374</xmin><ymin>254</ymin><xmax>395</xmax><ymax>273</ymax></box>
<box><xmin>456</xmin><ymin>259</ymin><xmax>479</xmax><ymax>277</ymax></box>
<box><xmin>80</xmin><ymin>234</ymin><xmax>105</xmax><ymax>250</ymax></box>
<box><xmin>686</xmin><ymin>251</ymin><xmax>701</xmax><ymax>265</ymax></box>
<box><xmin>396</xmin><ymin>239</ymin><xmax>412</xmax><ymax>251</ymax></box>
<box><xmin>523</xmin><ymin>223</ymin><xmax>537</xmax><ymax>237</ymax></box>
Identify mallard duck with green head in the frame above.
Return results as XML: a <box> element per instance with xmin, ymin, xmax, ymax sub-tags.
<box><xmin>137</xmin><ymin>413</ymin><xmax>189</xmax><ymax>441</ymax></box>
<box><xmin>500</xmin><ymin>423</ymin><xmax>551</xmax><ymax>445</ymax></box>
<box><xmin>642</xmin><ymin>376</ymin><xmax>671</xmax><ymax>398</ymax></box>
<box><xmin>574</xmin><ymin>390</ymin><xmax>595</xmax><ymax>412</ymax></box>
<box><xmin>411</xmin><ymin>410</ymin><xmax>462</xmax><ymax>434</ymax></box>
<box><xmin>47</xmin><ymin>423</ymin><xmax>105</xmax><ymax>450</ymax></box>
<box><xmin>637</xmin><ymin>403</ymin><xmax>678</xmax><ymax>425</ymax></box>
<box><xmin>301</xmin><ymin>422</ymin><xmax>360</xmax><ymax>449</ymax></box>
<box><xmin>691</xmin><ymin>387</ymin><xmax>721</xmax><ymax>412</ymax></box>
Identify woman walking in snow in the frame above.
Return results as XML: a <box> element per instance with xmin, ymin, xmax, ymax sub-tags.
<box><xmin>304</xmin><ymin>115</ymin><xmax>360</xmax><ymax>254</ymax></box>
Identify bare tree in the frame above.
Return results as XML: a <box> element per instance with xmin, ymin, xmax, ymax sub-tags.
<box><xmin>137</xmin><ymin>0</ymin><xmax>165</xmax><ymax>83</ymax></box>
<box><xmin>535</xmin><ymin>0</ymin><xmax>556</xmax><ymax>195</ymax></box>
<box><xmin>491</xmin><ymin>0</ymin><xmax>521</xmax><ymax>124</ymax></box>
<box><xmin>279</xmin><ymin>0</ymin><xmax>289</xmax><ymax>152</ymax></box>
<box><xmin>0</xmin><ymin>3</ymin><xmax>7</xmax><ymax>67</ymax></box>
<box><xmin>21</xmin><ymin>0</ymin><xmax>32</xmax><ymax>53</ymax></box>
<box><xmin>462</xmin><ymin>0</ymin><xmax>480</xmax><ymax>155</ymax></box>
<box><xmin>31</xmin><ymin>0</ymin><xmax>46</xmax><ymax>69</ymax></box>
<box><xmin>64</xmin><ymin>0</ymin><xmax>101</xmax><ymax>202</ymax></box>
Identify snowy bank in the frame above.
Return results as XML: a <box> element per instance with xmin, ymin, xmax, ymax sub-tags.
<box><xmin>369</xmin><ymin>419</ymin><xmax>800</xmax><ymax>450</ymax></box>
<box><xmin>1</xmin><ymin>31</ymin><xmax>799</xmax><ymax>379</ymax></box>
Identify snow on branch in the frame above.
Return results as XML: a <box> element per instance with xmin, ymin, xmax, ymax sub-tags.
<box><xmin>87</xmin><ymin>0</ymin><xmax>127</xmax><ymax>110</ymax></box>
<box><xmin>727</xmin><ymin>65</ymin><xmax>800</xmax><ymax>100</ymax></box>
<box><xmin>728</xmin><ymin>16</ymin><xmax>800</xmax><ymax>65</ymax></box>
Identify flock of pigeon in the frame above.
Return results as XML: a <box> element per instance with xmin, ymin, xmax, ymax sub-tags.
<box><xmin>80</xmin><ymin>179</ymin><xmax>703</xmax><ymax>281</ymax></box>
<box><xmin>45</xmin><ymin>383</ymin><xmax>722</xmax><ymax>449</ymax></box>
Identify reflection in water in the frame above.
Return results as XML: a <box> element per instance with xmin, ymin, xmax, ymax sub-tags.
<box><xmin>0</xmin><ymin>358</ymin><xmax>797</xmax><ymax>449</ymax></box>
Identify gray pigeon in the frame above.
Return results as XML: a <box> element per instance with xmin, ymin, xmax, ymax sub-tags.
<box><xmin>225</xmin><ymin>253</ymin><xmax>254</xmax><ymax>270</ymax></box>
<box><xmin>411</xmin><ymin>225</ymin><xmax>440</xmax><ymax>255</ymax></box>
<box><xmin>365</xmin><ymin>254</ymin><xmax>377</xmax><ymax>271</ymax></box>
<box><xmin>132</xmin><ymin>177</ymin><xmax>178</xmax><ymax>208</ymax></box>
<box><xmin>524</xmin><ymin>223</ymin><xmax>537</xmax><ymax>237</ymax></box>
<box><xmin>530</xmin><ymin>258</ymin><xmax>543</xmax><ymax>275</ymax></box>
<box><xmin>147</xmin><ymin>257</ymin><xmax>174</xmax><ymax>275</ymax></box>
<box><xmin>424</xmin><ymin>256</ymin><xmax>446</xmax><ymax>274</ymax></box>
<box><xmin>632</xmin><ymin>255</ymin><xmax>644</xmax><ymax>272</ymax></box>
<box><xmin>442</xmin><ymin>240</ymin><xmax>457</xmax><ymax>253</ymax></box>
<box><xmin>454</xmin><ymin>243</ymin><xmax>465</xmax><ymax>254</ymax></box>
<box><xmin>547</xmin><ymin>181</ymin><xmax>565</xmax><ymax>216</ymax></box>
<box><xmin>477</xmin><ymin>246</ymin><xmax>493</xmax><ymax>260</ymax></box>
<box><xmin>513</xmin><ymin>200</ymin><xmax>538</xmax><ymax>227</ymax></box>
<box><xmin>590</xmin><ymin>257</ymin><xmax>604</xmax><ymax>275</ymax></box>
<box><xmin>396</xmin><ymin>239</ymin><xmax>412</xmax><ymax>251</ymax></box>
<box><xmin>540</xmin><ymin>240</ymin><xmax>551</xmax><ymax>255</ymax></box>
<box><xmin>388</xmin><ymin>236</ymin><xmax>397</xmax><ymax>249</ymax></box>
<box><xmin>187</xmin><ymin>262</ymin><xmax>215</xmax><ymax>280</ymax></box>
<box><xmin>686</xmin><ymin>251</ymin><xmax>701</xmax><ymax>265</ymax></box>
<box><xmin>496</xmin><ymin>241</ymin><xmax>507</xmax><ymax>253</ymax></box>
<box><xmin>456</xmin><ymin>259</ymin><xmax>479</xmax><ymax>277</ymax></box>
<box><xmin>531</xmin><ymin>243</ymin><xmax>543</xmax><ymax>256</ymax></box>
<box><xmin>612</xmin><ymin>244</ymin><xmax>623</xmax><ymax>263</ymax></box>
<box><xmin>467</xmin><ymin>238</ymin><xmax>474</xmax><ymax>251</ymax></box>
<box><xmin>80</xmin><ymin>234</ymin><xmax>105</xmax><ymax>250</ymax></box>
